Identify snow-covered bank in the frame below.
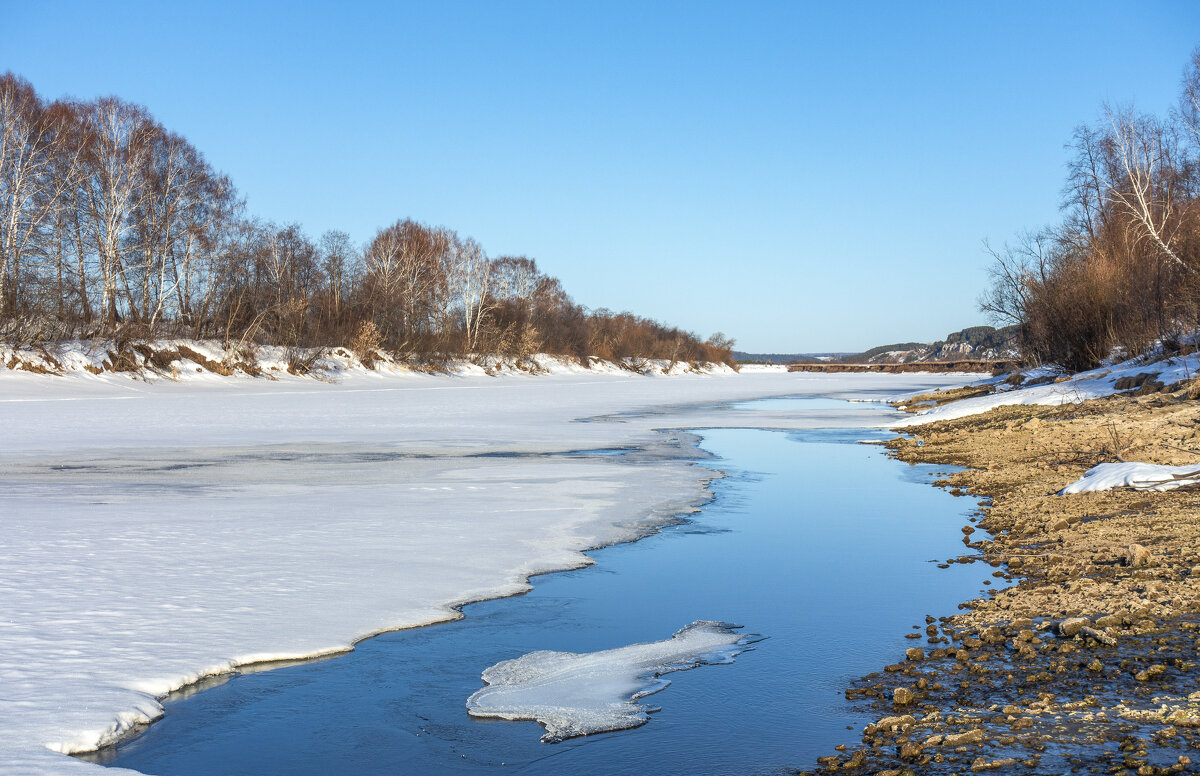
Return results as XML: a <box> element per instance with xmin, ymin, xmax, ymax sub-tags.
<box><xmin>466</xmin><ymin>621</ymin><xmax>758</xmax><ymax>742</ymax></box>
<box><xmin>0</xmin><ymin>367</ymin><xmax>973</xmax><ymax>774</ymax></box>
<box><xmin>0</xmin><ymin>339</ymin><xmax>737</xmax><ymax>383</ymax></box>
<box><xmin>891</xmin><ymin>351</ymin><xmax>1200</xmax><ymax>427</ymax></box>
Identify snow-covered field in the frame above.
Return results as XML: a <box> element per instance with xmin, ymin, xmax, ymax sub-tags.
<box><xmin>0</xmin><ymin>363</ymin><xmax>975</xmax><ymax>775</ymax></box>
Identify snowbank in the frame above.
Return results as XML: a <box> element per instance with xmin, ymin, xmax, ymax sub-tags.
<box><xmin>0</xmin><ymin>339</ymin><xmax>736</xmax><ymax>383</ymax></box>
<box><xmin>1059</xmin><ymin>462</ymin><xmax>1200</xmax><ymax>494</ymax></box>
<box><xmin>0</xmin><ymin>366</ymin><xmax>972</xmax><ymax>774</ymax></box>
<box><xmin>892</xmin><ymin>352</ymin><xmax>1200</xmax><ymax>428</ymax></box>
<box><xmin>466</xmin><ymin>621</ymin><xmax>757</xmax><ymax>741</ymax></box>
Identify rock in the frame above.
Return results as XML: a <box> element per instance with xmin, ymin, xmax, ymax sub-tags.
<box><xmin>1087</xmin><ymin>659</ymin><xmax>1104</xmax><ymax>672</ymax></box>
<box><xmin>979</xmin><ymin>626</ymin><xmax>1005</xmax><ymax>643</ymax></box>
<box><xmin>893</xmin><ymin>687</ymin><xmax>915</xmax><ymax>705</ymax></box>
<box><xmin>1136</xmin><ymin>664</ymin><xmax>1167</xmax><ymax>681</ymax></box>
<box><xmin>866</xmin><ymin>715</ymin><xmax>916</xmax><ymax>735</ymax></box>
<box><xmin>1048</xmin><ymin>517</ymin><xmax>1069</xmax><ymax>532</ymax></box>
<box><xmin>942</xmin><ymin>729</ymin><xmax>984</xmax><ymax>747</ymax></box>
<box><xmin>1115</xmin><ymin>372</ymin><xmax>1161</xmax><ymax>391</ymax></box>
<box><xmin>1167</xmin><ymin>711</ymin><xmax>1200</xmax><ymax>728</ymax></box>
<box><xmin>972</xmin><ymin>757</ymin><xmax>1017</xmax><ymax>772</ymax></box>
<box><xmin>905</xmin><ymin>647</ymin><xmax>925</xmax><ymax>661</ymax></box>
<box><xmin>1055</xmin><ymin>617</ymin><xmax>1090</xmax><ymax>638</ymax></box>
<box><xmin>1080</xmin><ymin>626</ymin><xmax>1117</xmax><ymax>646</ymax></box>
<box><xmin>1126</xmin><ymin>544</ymin><xmax>1152</xmax><ymax>568</ymax></box>
<box><xmin>897</xmin><ymin>741</ymin><xmax>923</xmax><ymax>759</ymax></box>
<box><xmin>1094</xmin><ymin>614</ymin><xmax>1124</xmax><ymax>628</ymax></box>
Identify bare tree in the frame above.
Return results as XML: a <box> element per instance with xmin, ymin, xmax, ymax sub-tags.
<box><xmin>1101</xmin><ymin>106</ymin><xmax>1191</xmax><ymax>274</ymax></box>
<box><xmin>77</xmin><ymin>97</ymin><xmax>156</xmax><ymax>324</ymax></box>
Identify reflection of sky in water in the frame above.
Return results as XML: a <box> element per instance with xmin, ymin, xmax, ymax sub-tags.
<box><xmin>97</xmin><ymin>427</ymin><xmax>992</xmax><ymax>776</ymax></box>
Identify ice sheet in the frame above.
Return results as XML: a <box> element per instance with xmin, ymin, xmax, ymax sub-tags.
<box><xmin>0</xmin><ymin>364</ymin><xmax>972</xmax><ymax>774</ymax></box>
<box><xmin>466</xmin><ymin>621</ymin><xmax>757</xmax><ymax>742</ymax></box>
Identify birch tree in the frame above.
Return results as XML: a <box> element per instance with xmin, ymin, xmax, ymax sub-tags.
<box><xmin>78</xmin><ymin>97</ymin><xmax>156</xmax><ymax>324</ymax></box>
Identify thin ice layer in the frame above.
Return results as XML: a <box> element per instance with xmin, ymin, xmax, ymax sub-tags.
<box><xmin>466</xmin><ymin>621</ymin><xmax>757</xmax><ymax>742</ymax></box>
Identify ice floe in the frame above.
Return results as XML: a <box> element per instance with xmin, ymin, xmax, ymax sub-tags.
<box><xmin>466</xmin><ymin>621</ymin><xmax>759</xmax><ymax>742</ymax></box>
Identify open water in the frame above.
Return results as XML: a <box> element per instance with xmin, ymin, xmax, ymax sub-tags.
<box><xmin>95</xmin><ymin>397</ymin><xmax>991</xmax><ymax>775</ymax></box>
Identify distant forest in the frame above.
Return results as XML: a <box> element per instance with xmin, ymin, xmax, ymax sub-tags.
<box><xmin>982</xmin><ymin>49</ymin><xmax>1200</xmax><ymax>371</ymax></box>
<box><xmin>0</xmin><ymin>74</ymin><xmax>735</xmax><ymax>367</ymax></box>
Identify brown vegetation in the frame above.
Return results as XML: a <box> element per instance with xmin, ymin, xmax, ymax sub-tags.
<box><xmin>0</xmin><ymin>74</ymin><xmax>734</xmax><ymax>368</ymax></box>
<box><xmin>982</xmin><ymin>50</ymin><xmax>1200</xmax><ymax>371</ymax></box>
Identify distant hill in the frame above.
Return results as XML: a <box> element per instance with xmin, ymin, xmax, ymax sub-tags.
<box><xmin>738</xmin><ymin>326</ymin><xmax>1019</xmax><ymax>367</ymax></box>
<box><xmin>734</xmin><ymin>351</ymin><xmax>851</xmax><ymax>364</ymax></box>
<box><xmin>841</xmin><ymin>325</ymin><xmax>1019</xmax><ymax>364</ymax></box>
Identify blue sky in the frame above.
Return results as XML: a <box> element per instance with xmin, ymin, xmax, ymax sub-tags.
<box><xmin>4</xmin><ymin>2</ymin><xmax>1199</xmax><ymax>352</ymax></box>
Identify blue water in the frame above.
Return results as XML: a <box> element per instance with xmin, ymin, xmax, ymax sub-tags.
<box><xmin>95</xmin><ymin>414</ymin><xmax>989</xmax><ymax>776</ymax></box>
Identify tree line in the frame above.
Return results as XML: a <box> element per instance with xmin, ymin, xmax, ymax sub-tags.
<box><xmin>0</xmin><ymin>73</ymin><xmax>735</xmax><ymax>367</ymax></box>
<box><xmin>982</xmin><ymin>50</ymin><xmax>1200</xmax><ymax>371</ymax></box>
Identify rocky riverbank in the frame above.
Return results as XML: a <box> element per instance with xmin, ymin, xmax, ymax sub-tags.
<box><xmin>800</xmin><ymin>383</ymin><xmax>1200</xmax><ymax>775</ymax></box>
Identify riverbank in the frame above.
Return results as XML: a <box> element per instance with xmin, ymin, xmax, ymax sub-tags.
<box><xmin>800</xmin><ymin>378</ymin><xmax>1200</xmax><ymax>774</ymax></box>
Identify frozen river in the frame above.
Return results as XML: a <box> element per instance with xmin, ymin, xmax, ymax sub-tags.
<box><xmin>0</xmin><ymin>368</ymin><xmax>978</xmax><ymax>774</ymax></box>
<box><xmin>94</xmin><ymin>415</ymin><xmax>989</xmax><ymax>775</ymax></box>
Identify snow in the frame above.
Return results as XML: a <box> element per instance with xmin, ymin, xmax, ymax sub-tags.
<box><xmin>0</xmin><ymin>360</ymin><xmax>975</xmax><ymax>774</ymax></box>
<box><xmin>891</xmin><ymin>351</ymin><xmax>1200</xmax><ymax>427</ymax></box>
<box><xmin>466</xmin><ymin>621</ymin><xmax>758</xmax><ymax>742</ymax></box>
<box><xmin>1059</xmin><ymin>462</ymin><xmax>1200</xmax><ymax>494</ymax></box>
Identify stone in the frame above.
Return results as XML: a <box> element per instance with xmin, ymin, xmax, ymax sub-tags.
<box><xmin>1136</xmin><ymin>664</ymin><xmax>1167</xmax><ymax>681</ymax></box>
<box><xmin>972</xmin><ymin>757</ymin><xmax>1018</xmax><ymax>772</ymax></box>
<box><xmin>866</xmin><ymin>715</ymin><xmax>916</xmax><ymax>735</ymax></box>
<box><xmin>893</xmin><ymin>687</ymin><xmax>915</xmax><ymax>705</ymax></box>
<box><xmin>905</xmin><ymin>647</ymin><xmax>925</xmax><ymax>661</ymax></box>
<box><xmin>1055</xmin><ymin>617</ymin><xmax>1090</xmax><ymax>638</ymax></box>
<box><xmin>1080</xmin><ymin>626</ymin><xmax>1117</xmax><ymax>646</ymax></box>
<box><xmin>942</xmin><ymin>729</ymin><xmax>984</xmax><ymax>747</ymax></box>
<box><xmin>1126</xmin><ymin>544</ymin><xmax>1152</xmax><ymax>568</ymax></box>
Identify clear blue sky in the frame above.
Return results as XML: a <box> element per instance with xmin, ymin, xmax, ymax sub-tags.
<box><xmin>4</xmin><ymin>2</ymin><xmax>1199</xmax><ymax>352</ymax></box>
